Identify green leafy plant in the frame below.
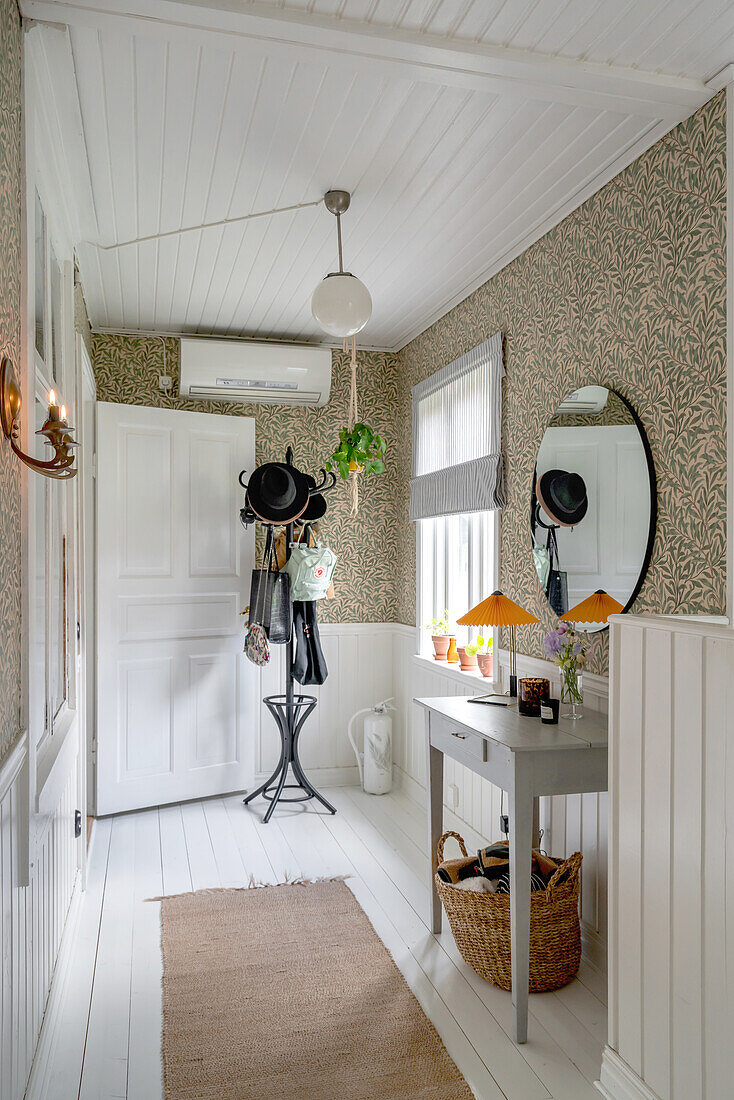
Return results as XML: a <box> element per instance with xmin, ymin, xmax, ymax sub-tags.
<box><xmin>426</xmin><ymin>609</ymin><xmax>450</xmax><ymax>636</ymax></box>
<box><xmin>464</xmin><ymin>634</ymin><xmax>493</xmax><ymax>657</ymax></box>
<box><xmin>327</xmin><ymin>422</ymin><xmax>386</xmax><ymax>481</ymax></box>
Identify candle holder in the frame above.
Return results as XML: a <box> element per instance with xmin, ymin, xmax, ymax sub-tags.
<box><xmin>1</xmin><ymin>357</ymin><xmax>78</xmax><ymax>480</ymax></box>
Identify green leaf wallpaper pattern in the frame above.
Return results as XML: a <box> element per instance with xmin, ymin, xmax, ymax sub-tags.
<box><xmin>395</xmin><ymin>93</ymin><xmax>727</xmax><ymax>677</ymax></box>
<box><xmin>0</xmin><ymin>0</ymin><xmax>23</xmax><ymax>767</ymax></box>
<box><xmin>91</xmin><ymin>337</ymin><xmax>402</xmax><ymax>625</ymax></box>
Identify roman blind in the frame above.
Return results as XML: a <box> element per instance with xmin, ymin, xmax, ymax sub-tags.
<box><xmin>409</xmin><ymin>331</ymin><xmax>504</xmax><ymax>520</ymax></box>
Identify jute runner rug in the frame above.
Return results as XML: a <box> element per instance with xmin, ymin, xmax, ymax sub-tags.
<box><xmin>159</xmin><ymin>880</ymin><xmax>474</xmax><ymax>1099</ymax></box>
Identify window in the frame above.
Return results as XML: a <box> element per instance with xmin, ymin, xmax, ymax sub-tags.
<box><xmin>418</xmin><ymin>511</ymin><xmax>496</xmax><ymax>650</ymax></box>
<box><xmin>412</xmin><ymin>333</ymin><xmax>504</xmax><ymax>652</ymax></box>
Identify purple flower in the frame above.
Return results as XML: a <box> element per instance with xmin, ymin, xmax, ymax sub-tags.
<box><xmin>543</xmin><ymin>631</ymin><xmax>562</xmax><ymax>657</ymax></box>
<box><xmin>557</xmin><ymin>622</ymin><xmax>569</xmax><ymax>634</ymax></box>
<box><xmin>572</xmin><ymin>639</ymin><xmax>582</xmax><ymax>656</ymax></box>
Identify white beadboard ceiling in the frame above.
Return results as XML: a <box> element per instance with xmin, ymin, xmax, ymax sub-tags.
<box><xmin>21</xmin><ymin>0</ymin><xmax>734</xmax><ymax>350</ymax></box>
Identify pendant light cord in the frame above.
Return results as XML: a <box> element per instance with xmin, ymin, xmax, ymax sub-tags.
<box><xmin>91</xmin><ymin>198</ymin><xmax>324</xmax><ymax>251</ymax></box>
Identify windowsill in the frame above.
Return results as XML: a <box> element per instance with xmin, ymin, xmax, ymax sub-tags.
<box><xmin>411</xmin><ymin>652</ymin><xmax>498</xmax><ymax>692</ymax></box>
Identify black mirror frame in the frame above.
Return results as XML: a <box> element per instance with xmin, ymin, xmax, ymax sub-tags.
<box><xmin>531</xmin><ymin>387</ymin><xmax>658</xmax><ymax>631</ymax></box>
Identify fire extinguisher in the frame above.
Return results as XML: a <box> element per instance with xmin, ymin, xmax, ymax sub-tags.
<box><xmin>347</xmin><ymin>699</ymin><xmax>394</xmax><ymax>795</ymax></box>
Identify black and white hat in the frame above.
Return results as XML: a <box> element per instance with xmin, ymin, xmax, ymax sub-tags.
<box><xmin>246</xmin><ymin>462</ymin><xmax>310</xmax><ymax>525</ymax></box>
<box><xmin>536</xmin><ymin>468</ymin><xmax>588</xmax><ymax>528</ymax></box>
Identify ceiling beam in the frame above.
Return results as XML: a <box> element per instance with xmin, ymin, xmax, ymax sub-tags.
<box><xmin>21</xmin><ymin>0</ymin><xmax>712</xmax><ymax>121</ymax></box>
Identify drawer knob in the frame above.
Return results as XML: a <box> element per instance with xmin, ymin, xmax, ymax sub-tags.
<box><xmin>451</xmin><ymin>732</ymin><xmax>468</xmax><ymax>739</ymax></box>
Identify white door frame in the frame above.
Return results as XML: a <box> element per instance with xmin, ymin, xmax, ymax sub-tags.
<box><xmin>77</xmin><ymin>335</ymin><xmax>96</xmax><ymax>832</ymax></box>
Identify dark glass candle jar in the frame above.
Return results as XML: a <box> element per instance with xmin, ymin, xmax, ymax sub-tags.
<box><xmin>518</xmin><ymin>677</ymin><xmax>550</xmax><ymax>716</ymax></box>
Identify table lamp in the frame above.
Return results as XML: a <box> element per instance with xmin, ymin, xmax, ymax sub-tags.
<box><xmin>560</xmin><ymin>589</ymin><xmax>624</xmax><ymax>626</ymax></box>
<box><xmin>457</xmin><ymin>590</ymin><xmax>539</xmax><ymax>697</ymax></box>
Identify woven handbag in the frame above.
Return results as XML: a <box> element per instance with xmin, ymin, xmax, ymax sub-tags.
<box><xmin>435</xmin><ymin>831</ymin><xmax>582</xmax><ymax>992</ymax></box>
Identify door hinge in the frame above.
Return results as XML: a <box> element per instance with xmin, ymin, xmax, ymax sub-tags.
<box><xmin>74</xmin><ymin>810</ymin><xmax>82</xmax><ymax>838</ymax></box>
<box><xmin>91</xmin><ymin>452</ymin><xmax>97</xmax><ymax>479</ymax></box>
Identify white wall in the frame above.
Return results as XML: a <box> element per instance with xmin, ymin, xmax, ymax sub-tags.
<box><xmin>255</xmin><ymin>623</ymin><xmax>395</xmax><ymax>787</ymax></box>
<box><xmin>600</xmin><ymin>615</ymin><xmax>734</xmax><ymax>1100</ymax></box>
<box><xmin>0</xmin><ymin>738</ymin><xmax>81</xmax><ymax>1100</ymax></box>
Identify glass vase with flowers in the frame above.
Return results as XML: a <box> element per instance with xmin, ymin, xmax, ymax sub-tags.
<box><xmin>543</xmin><ymin>622</ymin><xmax>587</xmax><ymax>719</ymax></box>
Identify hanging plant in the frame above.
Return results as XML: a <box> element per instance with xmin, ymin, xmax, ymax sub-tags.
<box><xmin>327</xmin><ymin>422</ymin><xmax>386</xmax><ymax>481</ymax></box>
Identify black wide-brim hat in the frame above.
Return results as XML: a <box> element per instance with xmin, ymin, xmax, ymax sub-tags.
<box><xmin>296</xmin><ymin>473</ymin><xmax>327</xmax><ymax>524</ymax></box>
<box><xmin>536</xmin><ymin>468</ymin><xmax>588</xmax><ymax>528</ymax></box>
<box><xmin>246</xmin><ymin>462</ymin><xmax>310</xmax><ymax>524</ymax></box>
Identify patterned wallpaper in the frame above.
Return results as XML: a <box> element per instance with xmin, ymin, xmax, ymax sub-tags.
<box><xmin>0</xmin><ymin>0</ymin><xmax>22</xmax><ymax>766</ymax></box>
<box><xmin>396</xmin><ymin>93</ymin><xmax>727</xmax><ymax>676</ymax></box>
<box><xmin>91</xmin><ymin>336</ymin><xmax>401</xmax><ymax>622</ymax></box>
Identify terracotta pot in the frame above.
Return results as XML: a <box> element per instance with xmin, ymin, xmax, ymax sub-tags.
<box><xmin>431</xmin><ymin>635</ymin><xmax>450</xmax><ymax>661</ymax></box>
<box><xmin>446</xmin><ymin>636</ymin><xmax>459</xmax><ymax>664</ymax></box>
<box><xmin>476</xmin><ymin>653</ymin><xmax>494</xmax><ymax>678</ymax></box>
<box><xmin>457</xmin><ymin>647</ymin><xmax>478</xmax><ymax>672</ymax></box>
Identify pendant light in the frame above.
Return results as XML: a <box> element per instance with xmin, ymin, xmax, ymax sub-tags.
<box><xmin>311</xmin><ymin>191</ymin><xmax>372</xmax><ymax>337</ymax></box>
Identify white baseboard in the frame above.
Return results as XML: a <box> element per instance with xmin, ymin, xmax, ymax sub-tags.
<box><xmin>596</xmin><ymin>1049</ymin><xmax>663</xmax><ymax>1100</ymax></box>
<box><xmin>25</xmin><ymin>873</ymin><xmax>83</xmax><ymax>1100</ymax></box>
<box><xmin>253</xmin><ymin>764</ymin><xmax>359</xmax><ymax>788</ymax></box>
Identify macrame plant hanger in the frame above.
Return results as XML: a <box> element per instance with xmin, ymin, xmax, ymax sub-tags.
<box><xmin>345</xmin><ymin>335</ymin><xmax>359</xmax><ymax>514</ymax></box>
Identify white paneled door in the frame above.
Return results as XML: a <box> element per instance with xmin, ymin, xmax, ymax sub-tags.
<box><xmin>96</xmin><ymin>402</ymin><xmax>256</xmax><ymax>815</ymax></box>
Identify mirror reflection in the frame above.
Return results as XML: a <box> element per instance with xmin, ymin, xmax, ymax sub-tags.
<box><xmin>530</xmin><ymin>386</ymin><xmax>655</xmax><ymax>632</ymax></box>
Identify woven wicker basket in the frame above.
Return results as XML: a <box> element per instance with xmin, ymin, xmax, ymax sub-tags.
<box><xmin>436</xmin><ymin>831</ymin><xmax>582</xmax><ymax>992</ymax></box>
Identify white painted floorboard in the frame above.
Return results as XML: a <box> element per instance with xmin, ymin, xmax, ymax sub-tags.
<box><xmin>34</xmin><ymin>788</ymin><xmax>606</xmax><ymax>1100</ymax></box>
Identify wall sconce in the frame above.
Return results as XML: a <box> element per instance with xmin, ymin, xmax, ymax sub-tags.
<box><xmin>1</xmin><ymin>357</ymin><xmax>78</xmax><ymax>479</ymax></box>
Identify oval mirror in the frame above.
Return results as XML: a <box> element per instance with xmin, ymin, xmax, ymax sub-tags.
<box><xmin>530</xmin><ymin>386</ymin><xmax>657</xmax><ymax>632</ymax></box>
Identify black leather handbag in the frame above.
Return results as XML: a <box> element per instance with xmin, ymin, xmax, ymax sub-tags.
<box><xmin>292</xmin><ymin>600</ymin><xmax>328</xmax><ymax>685</ymax></box>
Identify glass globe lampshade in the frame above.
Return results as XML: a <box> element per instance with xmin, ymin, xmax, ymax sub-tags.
<box><xmin>311</xmin><ymin>272</ymin><xmax>372</xmax><ymax>337</ymax></box>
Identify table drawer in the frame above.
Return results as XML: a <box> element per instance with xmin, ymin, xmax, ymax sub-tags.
<box><xmin>430</xmin><ymin>716</ymin><xmax>487</xmax><ymax>763</ymax></box>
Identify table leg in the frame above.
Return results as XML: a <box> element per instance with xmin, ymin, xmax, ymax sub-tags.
<box><xmin>509</xmin><ymin>756</ymin><xmax>533</xmax><ymax>1043</ymax></box>
<box><xmin>425</xmin><ymin>713</ymin><xmax>444</xmax><ymax>934</ymax></box>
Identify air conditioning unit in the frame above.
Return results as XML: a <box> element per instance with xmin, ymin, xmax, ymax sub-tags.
<box><xmin>556</xmin><ymin>385</ymin><xmax>609</xmax><ymax>415</ymax></box>
<box><xmin>179</xmin><ymin>337</ymin><xmax>332</xmax><ymax>407</ymax></box>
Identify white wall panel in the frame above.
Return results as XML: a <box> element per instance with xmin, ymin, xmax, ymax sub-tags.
<box><xmin>601</xmin><ymin>615</ymin><xmax>734</xmax><ymax>1100</ymax></box>
<box><xmin>0</xmin><ymin>741</ymin><xmax>81</xmax><ymax>1100</ymax></box>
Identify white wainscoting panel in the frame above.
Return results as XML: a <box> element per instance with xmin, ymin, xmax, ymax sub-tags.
<box><xmin>0</xmin><ymin>737</ymin><xmax>81</xmax><ymax>1100</ymax></box>
<box><xmin>392</xmin><ymin>625</ymin><xmax>609</xmax><ymax>971</ymax></box>
<box><xmin>254</xmin><ymin>623</ymin><xmax>395</xmax><ymax>787</ymax></box>
<box><xmin>599</xmin><ymin>615</ymin><xmax>734</xmax><ymax>1100</ymax></box>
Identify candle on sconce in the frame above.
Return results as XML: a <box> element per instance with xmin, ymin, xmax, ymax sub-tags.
<box><xmin>48</xmin><ymin>389</ymin><xmax>60</xmax><ymax>421</ymax></box>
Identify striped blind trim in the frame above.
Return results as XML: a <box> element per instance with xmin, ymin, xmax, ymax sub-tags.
<box><xmin>409</xmin><ymin>453</ymin><xmax>504</xmax><ymax>521</ymax></box>
<box><xmin>410</xmin><ymin>331</ymin><xmax>504</xmax><ymax>520</ymax></box>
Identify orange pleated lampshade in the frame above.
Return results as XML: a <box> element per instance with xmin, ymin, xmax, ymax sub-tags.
<box><xmin>457</xmin><ymin>590</ymin><xmax>540</xmax><ymax>628</ymax></box>
<box><xmin>560</xmin><ymin>589</ymin><xmax>624</xmax><ymax>625</ymax></box>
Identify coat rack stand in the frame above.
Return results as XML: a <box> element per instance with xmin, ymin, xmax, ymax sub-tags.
<box><xmin>241</xmin><ymin>447</ymin><xmax>337</xmax><ymax>824</ymax></box>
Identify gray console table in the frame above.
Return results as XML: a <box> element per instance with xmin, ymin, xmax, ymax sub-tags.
<box><xmin>417</xmin><ymin>695</ymin><xmax>608</xmax><ymax>1044</ymax></box>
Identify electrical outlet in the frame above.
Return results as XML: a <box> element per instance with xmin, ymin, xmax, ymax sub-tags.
<box><xmin>448</xmin><ymin>783</ymin><xmax>459</xmax><ymax>810</ymax></box>
<box><xmin>158</xmin><ymin>374</ymin><xmax>173</xmax><ymax>392</ymax></box>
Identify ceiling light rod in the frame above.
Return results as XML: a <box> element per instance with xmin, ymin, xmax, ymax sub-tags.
<box><xmin>92</xmin><ymin>197</ymin><xmax>325</xmax><ymax>251</ymax></box>
<box><xmin>324</xmin><ymin>189</ymin><xmax>351</xmax><ymax>273</ymax></box>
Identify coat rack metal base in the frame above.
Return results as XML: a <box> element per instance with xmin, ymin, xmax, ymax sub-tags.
<box><xmin>243</xmin><ymin>694</ymin><xmax>337</xmax><ymax>824</ymax></box>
